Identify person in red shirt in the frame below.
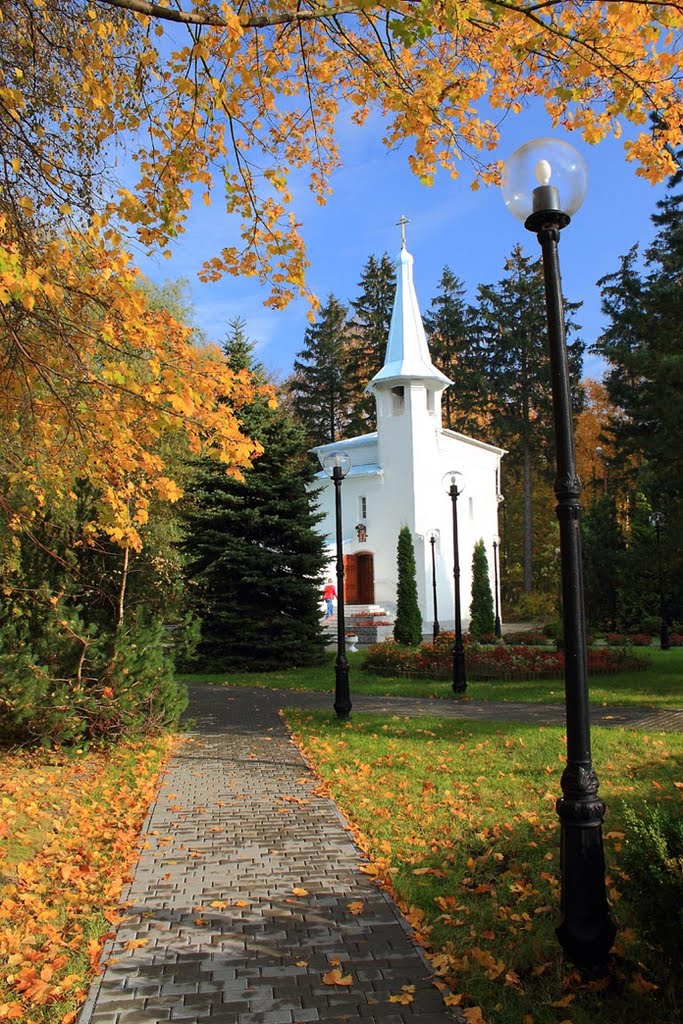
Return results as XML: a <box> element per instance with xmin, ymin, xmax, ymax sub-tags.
<box><xmin>323</xmin><ymin>578</ymin><xmax>337</xmax><ymax>619</ymax></box>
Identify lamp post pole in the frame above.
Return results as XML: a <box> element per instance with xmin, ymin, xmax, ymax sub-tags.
<box><xmin>503</xmin><ymin>138</ymin><xmax>615</xmax><ymax>967</ymax></box>
<box><xmin>492</xmin><ymin>538</ymin><xmax>502</xmax><ymax>638</ymax></box>
<box><xmin>444</xmin><ymin>472</ymin><xmax>466</xmax><ymax>693</ymax></box>
<box><xmin>429</xmin><ymin>533</ymin><xmax>440</xmax><ymax>641</ymax></box>
<box><xmin>322</xmin><ymin>452</ymin><xmax>352</xmax><ymax>719</ymax></box>
<box><xmin>652</xmin><ymin>512</ymin><xmax>670</xmax><ymax>651</ymax></box>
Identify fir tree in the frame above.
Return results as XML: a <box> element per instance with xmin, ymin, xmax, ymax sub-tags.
<box><xmin>469</xmin><ymin>539</ymin><xmax>495</xmax><ymax>638</ymax></box>
<box><xmin>287</xmin><ymin>294</ymin><xmax>351</xmax><ymax>446</ymax></box>
<box><xmin>345</xmin><ymin>253</ymin><xmax>396</xmax><ymax>435</ymax></box>
<box><xmin>182</xmin><ymin>328</ymin><xmax>328</xmax><ymax>670</ymax></box>
<box><xmin>393</xmin><ymin>526</ymin><xmax>422</xmax><ymax>645</ymax></box>
<box><xmin>594</xmin><ymin>159</ymin><xmax>683</xmax><ymax>624</ymax></box>
<box><xmin>423</xmin><ymin>267</ymin><xmax>485</xmax><ymax>433</ymax></box>
<box><xmin>473</xmin><ymin>245</ymin><xmax>583</xmax><ymax>596</ymax></box>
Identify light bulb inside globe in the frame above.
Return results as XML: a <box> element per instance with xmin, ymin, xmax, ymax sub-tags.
<box><xmin>534</xmin><ymin>159</ymin><xmax>552</xmax><ymax>187</ymax></box>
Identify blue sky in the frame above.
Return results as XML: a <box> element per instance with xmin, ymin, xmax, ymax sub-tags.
<box><xmin>136</xmin><ymin>103</ymin><xmax>668</xmax><ymax>383</ymax></box>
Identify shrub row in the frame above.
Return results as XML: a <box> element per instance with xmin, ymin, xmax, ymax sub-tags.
<box><xmin>361</xmin><ymin>632</ymin><xmax>649</xmax><ymax>681</ymax></box>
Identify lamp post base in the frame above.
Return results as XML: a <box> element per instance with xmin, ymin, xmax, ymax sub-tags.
<box><xmin>452</xmin><ymin>644</ymin><xmax>467</xmax><ymax>694</ymax></box>
<box><xmin>555</xmin><ymin>779</ymin><xmax>616</xmax><ymax>967</ymax></box>
<box><xmin>334</xmin><ymin>659</ymin><xmax>352</xmax><ymax>719</ymax></box>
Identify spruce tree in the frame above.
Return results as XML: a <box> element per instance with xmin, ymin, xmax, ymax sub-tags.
<box><xmin>182</xmin><ymin>328</ymin><xmax>328</xmax><ymax>670</ymax></box>
<box><xmin>345</xmin><ymin>253</ymin><xmax>396</xmax><ymax>435</ymax></box>
<box><xmin>594</xmin><ymin>158</ymin><xmax>683</xmax><ymax>625</ymax></box>
<box><xmin>393</xmin><ymin>526</ymin><xmax>422</xmax><ymax>645</ymax></box>
<box><xmin>423</xmin><ymin>267</ymin><xmax>485</xmax><ymax>433</ymax></box>
<box><xmin>469</xmin><ymin>539</ymin><xmax>495</xmax><ymax>638</ymax></box>
<box><xmin>287</xmin><ymin>294</ymin><xmax>351</xmax><ymax>446</ymax></box>
<box><xmin>473</xmin><ymin>245</ymin><xmax>583</xmax><ymax>596</ymax></box>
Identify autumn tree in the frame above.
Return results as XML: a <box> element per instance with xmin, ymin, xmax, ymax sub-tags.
<box><xmin>287</xmin><ymin>294</ymin><xmax>351</xmax><ymax>446</ymax></box>
<box><xmin>3</xmin><ymin>1</ymin><xmax>681</xmax><ymax>541</ymax></box>
<box><xmin>345</xmin><ymin>253</ymin><xmax>396</xmax><ymax>435</ymax></box>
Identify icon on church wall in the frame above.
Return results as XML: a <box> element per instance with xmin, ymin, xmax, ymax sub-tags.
<box><xmin>355</xmin><ymin>523</ymin><xmax>367</xmax><ymax>543</ymax></box>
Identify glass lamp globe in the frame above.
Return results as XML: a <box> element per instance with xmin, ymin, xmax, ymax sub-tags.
<box><xmin>322</xmin><ymin>451</ymin><xmax>351</xmax><ymax>478</ymax></box>
<box><xmin>502</xmin><ymin>138</ymin><xmax>588</xmax><ymax>222</ymax></box>
<box><xmin>442</xmin><ymin>470</ymin><xmax>465</xmax><ymax>495</ymax></box>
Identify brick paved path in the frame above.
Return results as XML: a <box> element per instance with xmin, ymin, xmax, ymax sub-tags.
<box><xmin>79</xmin><ymin>686</ymin><xmax>462</xmax><ymax>1024</ymax></box>
<box><xmin>79</xmin><ymin>685</ymin><xmax>680</xmax><ymax>1024</ymax></box>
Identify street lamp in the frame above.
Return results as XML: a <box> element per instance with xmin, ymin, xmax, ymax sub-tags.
<box><xmin>492</xmin><ymin>537</ymin><xmax>502</xmax><ymax>638</ymax></box>
<box><xmin>651</xmin><ymin>512</ymin><xmax>670</xmax><ymax>651</ymax></box>
<box><xmin>428</xmin><ymin>531</ymin><xmax>440</xmax><ymax>641</ymax></box>
<box><xmin>322</xmin><ymin>451</ymin><xmax>352</xmax><ymax>719</ymax></box>
<box><xmin>502</xmin><ymin>138</ymin><xmax>616</xmax><ymax>967</ymax></box>
<box><xmin>442</xmin><ymin>470</ymin><xmax>466</xmax><ymax>693</ymax></box>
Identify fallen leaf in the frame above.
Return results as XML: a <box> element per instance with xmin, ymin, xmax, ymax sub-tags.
<box><xmin>389</xmin><ymin>985</ymin><xmax>415</xmax><ymax>1004</ymax></box>
<box><xmin>463</xmin><ymin>1008</ymin><xmax>485</xmax><ymax>1023</ymax></box>
<box><xmin>630</xmin><ymin>973</ymin><xmax>658</xmax><ymax>995</ymax></box>
<box><xmin>548</xmin><ymin>994</ymin><xmax>574</xmax><ymax>1008</ymax></box>
<box><xmin>121</xmin><ymin>939</ymin><xmax>148</xmax><ymax>950</ymax></box>
<box><xmin>292</xmin><ymin>887</ymin><xmax>309</xmax><ymax>897</ymax></box>
<box><xmin>322</xmin><ymin>968</ymin><xmax>353</xmax><ymax>986</ymax></box>
<box><xmin>347</xmin><ymin>901</ymin><xmax>365</xmax><ymax>915</ymax></box>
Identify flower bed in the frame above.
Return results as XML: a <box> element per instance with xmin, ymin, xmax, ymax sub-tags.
<box><xmin>361</xmin><ymin>632</ymin><xmax>649</xmax><ymax>681</ymax></box>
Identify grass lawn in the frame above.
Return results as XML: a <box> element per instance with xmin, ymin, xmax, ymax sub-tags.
<box><xmin>180</xmin><ymin>646</ymin><xmax>683</xmax><ymax>708</ymax></box>
<box><xmin>286</xmin><ymin>708</ymin><xmax>682</xmax><ymax>1024</ymax></box>
<box><xmin>0</xmin><ymin>738</ymin><xmax>171</xmax><ymax>1023</ymax></box>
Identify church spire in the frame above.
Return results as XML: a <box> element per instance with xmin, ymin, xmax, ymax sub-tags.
<box><xmin>367</xmin><ymin>224</ymin><xmax>451</xmax><ymax>392</ymax></box>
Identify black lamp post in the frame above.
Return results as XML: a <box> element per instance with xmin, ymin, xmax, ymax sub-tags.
<box><xmin>443</xmin><ymin>471</ymin><xmax>466</xmax><ymax>693</ymax></box>
<box><xmin>651</xmin><ymin>512</ymin><xmax>670</xmax><ymax>651</ymax></box>
<box><xmin>323</xmin><ymin>451</ymin><xmax>352</xmax><ymax>719</ymax></box>
<box><xmin>428</xmin><ymin>531</ymin><xmax>440</xmax><ymax>641</ymax></box>
<box><xmin>502</xmin><ymin>138</ymin><xmax>615</xmax><ymax>967</ymax></box>
<box><xmin>492</xmin><ymin>537</ymin><xmax>502</xmax><ymax>639</ymax></box>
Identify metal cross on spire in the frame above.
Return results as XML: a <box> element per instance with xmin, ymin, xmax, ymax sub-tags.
<box><xmin>396</xmin><ymin>214</ymin><xmax>410</xmax><ymax>247</ymax></box>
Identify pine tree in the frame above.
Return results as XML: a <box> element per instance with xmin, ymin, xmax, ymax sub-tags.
<box><xmin>182</xmin><ymin>329</ymin><xmax>328</xmax><ymax>670</ymax></box>
<box><xmin>473</xmin><ymin>245</ymin><xmax>583</xmax><ymax>597</ymax></box>
<box><xmin>469</xmin><ymin>539</ymin><xmax>495</xmax><ymax>638</ymax></box>
<box><xmin>423</xmin><ymin>267</ymin><xmax>486</xmax><ymax>433</ymax></box>
<box><xmin>287</xmin><ymin>294</ymin><xmax>351</xmax><ymax>446</ymax></box>
<box><xmin>393</xmin><ymin>526</ymin><xmax>422</xmax><ymax>645</ymax></box>
<box><xmin>345</xmin><ymin>253</ymin><xmax>396</xmax><ymax>435</ymax></box>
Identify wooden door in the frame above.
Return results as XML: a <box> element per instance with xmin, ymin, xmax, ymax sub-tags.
<box><xmin>343</xmin><ymin>554</ymin><xmax>359</xmax><ymax>603</ymax></box>
<box><xmin>357</xmin><ymin>553</ymin><xmax>375</xmax><ymax>603</ymax></box>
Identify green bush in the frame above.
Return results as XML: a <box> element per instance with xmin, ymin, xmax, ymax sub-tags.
<box><xmin>620</xmin><ymin>805</ymin><xmax>683</xmax><ymax>992</ymax></box>
<box><xmin>0</xmin><ymin>595</ymin><xmax>187</xmax><ymax>745</ymax></box>
<box><xmin>503</xmin><ymin>590</ymin><xmax>556</xmax><ymax>622</ymax></box>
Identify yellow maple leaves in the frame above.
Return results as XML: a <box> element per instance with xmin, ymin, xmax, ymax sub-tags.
<box><xmin>0</xmin><ymin>738</ymin><xmax>171</xmax><ymax>1019</ymax></box>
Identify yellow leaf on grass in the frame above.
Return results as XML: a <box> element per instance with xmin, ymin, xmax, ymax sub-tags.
<box><xmin>444</xmin><ymin>993</ymin><xmax>463</xmax><ymax>1006</ymax></box>
<box><xmin>463</xmin><ymin>1008</ymin><xmax>485</xmax><ymax>1023</ymax></box>
<box><xmin>322</xmin><ymin>968</ymin><xmax>353</xmax><ymax>986</ymax></box>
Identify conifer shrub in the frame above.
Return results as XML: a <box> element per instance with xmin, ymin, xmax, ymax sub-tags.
<box><xmin>393</xmin><ymin>526</ymin><xmax>422</xmax><ymax>645</ymax></box>
<box><xmin>469</xmin><ymin>538</ymin><xmax>494</xmax><ymax>638</ymax></box>
<box><xmin>0</xmin><ymin>594</ymin><xmax>186</xmax><ymax>745</ymax></box>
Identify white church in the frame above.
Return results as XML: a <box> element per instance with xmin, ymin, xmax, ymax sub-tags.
<box><xmin>312</xmin><ymin>228</ymin><xmax>505</xmax><ymax>633</ymax></box>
